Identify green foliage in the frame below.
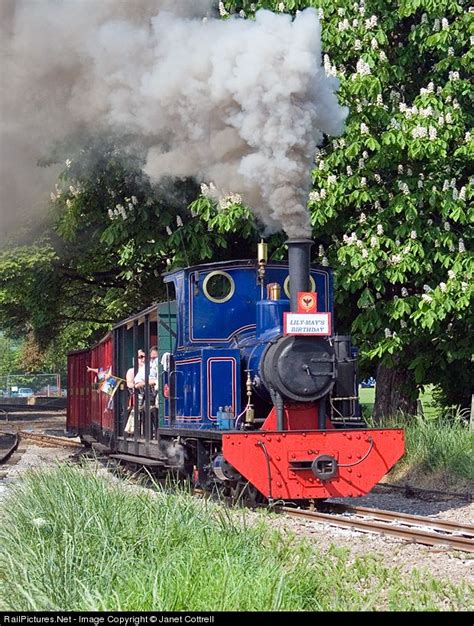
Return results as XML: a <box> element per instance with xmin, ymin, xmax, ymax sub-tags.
<box><xmin>0</xmin><ymin>464</ymin><xmax>471</xmax><ymax>611</ymax></box>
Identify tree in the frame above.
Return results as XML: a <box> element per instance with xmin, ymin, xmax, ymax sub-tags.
<box><xmin>0</xmin><ymin>138</ymin><xmax>257</xmax><ymax>365</ymax></box>
<box><xmin>219</xmin><ymin>0</ymin><xmax>473</xmax><ymax>415</ymax></box>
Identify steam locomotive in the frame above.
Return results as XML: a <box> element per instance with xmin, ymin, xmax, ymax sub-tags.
<box><xmin>67</xmin><ymin>239</ymin><xmax>404</xmax><ymax>502</ymax></box>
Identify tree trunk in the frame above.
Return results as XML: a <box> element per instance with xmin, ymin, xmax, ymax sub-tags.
<box><xmin>373</xmin><ymin>362</ymin><xmax>417</xmax><ymax>421</ymax></box>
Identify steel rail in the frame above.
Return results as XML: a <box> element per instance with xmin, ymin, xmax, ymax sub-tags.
<box><xmin>325</xmin><ymin>502</ymin><xmax>474</xmax><ymax>535</ymax></box>
<box><xmin>0</xmin><ymin>432</ymin><xmax>19</xmax><ymax>464</ymax></box>
<box><xmin>0</xmin><ymin>403</ymin><xmax>66</xmax><ymax>412</ymax></box>
<box><xmin>281</xmin><ymin>506</ymin><xmax>474</xmax><ymax>553</ymax></box>
<box><xmin>17</xmin><ymin>431</ymin><xmax>82</xmax><ymax>448</ymax></box>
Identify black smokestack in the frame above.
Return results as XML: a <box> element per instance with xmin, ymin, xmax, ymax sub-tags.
<box><xmin>286</xmin><ymin>239</ymin><xmax>313</xmax><ymax>312</ymax></box>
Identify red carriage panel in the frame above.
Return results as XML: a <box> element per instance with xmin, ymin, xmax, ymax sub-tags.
<box><xmin>67</xmin><ymin>350</ymin><xmax>91</xmax><ymax>432</ymax></box>
<box><xmin>88</xmin><ymin>334</ymin><xmax>114</xmax><ymax>433</ymax></box>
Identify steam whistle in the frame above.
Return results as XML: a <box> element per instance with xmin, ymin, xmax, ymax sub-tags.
<box><xmin>257</xmin><ymin>239</ymin><xmax>268</xmax><ymax>297</ymax></box>
<box><xmin>244</xmin><ymin>369</ymin><xmax>255</xmax><ymax>428</ymax></box>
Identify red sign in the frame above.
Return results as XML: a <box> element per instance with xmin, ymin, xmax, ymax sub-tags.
<box><xmin>297</xmin><ymin>291</ymin><xmax>317</xmax><ymax>313</ymax></box>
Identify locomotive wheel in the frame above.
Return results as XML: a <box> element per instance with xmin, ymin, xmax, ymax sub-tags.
<box><xmin>230</xmin><ymin>481</ymin><xmax>264</xmax><ymax>508</ymax></box>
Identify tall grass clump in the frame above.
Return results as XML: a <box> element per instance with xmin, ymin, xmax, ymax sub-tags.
<box><xmin>402</xmin><ymin>415</ymin><xmax>474</xmax><ymax>480</ymax></box>
<box><xmin>0</xmin><ymin>463</ymin><xmax>471</xmax><ymax>611</ymax></box>
<box><xmin>372</xmin><ymin>412</ymin><xmax>474</xmax><ymax>481</ymax></box>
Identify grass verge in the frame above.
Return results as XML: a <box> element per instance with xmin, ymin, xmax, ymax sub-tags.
<box><xmin>0</xmin><ymin>463</ymin><xmax>472</xmax><ymax>611</ymax></box>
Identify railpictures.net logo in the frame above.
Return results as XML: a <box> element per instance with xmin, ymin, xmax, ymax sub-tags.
<box><xmin>1</xmin><ymin>617</ymin><xmax>216</xmax><ymax>626</ymax></box>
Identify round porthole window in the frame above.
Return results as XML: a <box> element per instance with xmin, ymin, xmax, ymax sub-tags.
<box><xmin>203</xmin><ymin>271</ymin><xmax>235</xmax><ymax>303</ymax></box>
<box><xmin>283</xmin><ymin>275</ymin><xmax>316</xmax><ymax>299</ymax></box>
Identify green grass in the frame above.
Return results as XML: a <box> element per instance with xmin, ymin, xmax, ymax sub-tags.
<box><xmin>359</xmin><ymin>385</ymin><xmax>473</xmax><ymax>481</ymax></box>
<box><xmin>0</xmin><ymin>464</ymin><xmax>472</xmax><ymax>611</ymax></box>
<box><xmin>397</xmin><ymin>415</ymin><xmax>474</xmax><ymax>481</ymax></box>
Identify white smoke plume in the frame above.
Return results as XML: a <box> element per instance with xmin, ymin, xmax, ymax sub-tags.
<box><xmin>0</xmin><ymin>0</ymin><xmax>347</xmax><ymax>242</ymax></box>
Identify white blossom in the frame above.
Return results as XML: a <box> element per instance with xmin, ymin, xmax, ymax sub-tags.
<box><xmin>398</xmin><ymin>181</ymin><xmax>410</xmax><ymax>195</ymax></box>
<box><xmin>459</xmin><ymin>186</ymin><xmax>466</xmax><ymax>201</ymax></box>
<box><xmin>444</xmin><ymin>221</ymin><xmax>450</xmax><ymax>231</ymax></box>
<box><xmin>384</xmin><ymin>328</ymin><xmax>392</xmax><ymax>338</ymax></box>
<box><xmin>131</xmin><ymin>196</ymin><xmax>138</xmax><ymax>205</ymax></box>
<box><xmin>412</xmin><ymin>126</ymin><xmax>428</xmax><ymax>139</ymax></box>
<box><xmin>176</xmin><ymin>215</ymin><xmax>183</xmax><ymax>228</ymax></box>
<box><xmin>374</xmin><ymin>174</ymin><xmax>382</xmax><ymax>183</ymax></box>
<box><xmin>376</xmin><ymin>224</ymin><xmax>384</xmax><ymax>236</ymax></box>
<box><xmin>365</xmin><ymin>15</ymin><xmax>378</xmax><ymax>29</ymax></box>
<box><xmin>439</xmin><ymin>282</ymin><xmax>447</xmax><ymax>293</ymax></box>
<box><xmin>379</xmin><ymin>51</ymin><xmax>387</xmax><ymax>62</ymax></box>
<box><xmin>448</xmin><ymin>71</ymin><xmax>460</xmax><ymax>81</ymax></box>
<box><xmin>360</xmin><ymin>122</ymin><xmax>369</xmax><ymax>134</ymax></box>
<box><xmin>370</xmin><ymin>235</ymin><xmax>379</xmax><ymax>247</ymax></box>
<box><xmin>65</xmin><ymin>159</ymin><xmax>72</xmax><ymax>168</ymax></box>
<box><xmin>459</xmin><ymin>239</ymin><xmax>465</xmax><ymax>253</ymax></box>
<box><xmin>371</xmin><ymin>38</ymin><xmax>379</xmax><ymax>50</ymax></box>
<box><xmin>354</xmin><ymin>39</ymin><xmax>362</xmax><ymax>50</ymax></box>
<box><xmin>401</xmin><ymin>287</ymin><xmax>408</xmax><ymax>297</ymax></box>
<box><xmin>448</xmin><ymin>269</ymin><xmax>456</xmax><ymax>279</ymax></box>
<box><xmin>321</xmin><ymin>257</ymin><xmax>329</xmax><ymax>267</ymax></box>
<box><xmin>428</xmin><ymin>126</ymin><xmax>437</xmax><ymax>141</ymax></box>
<box><xmin>346</xmin><ymin>166</ymin><xmax>353</xmax><ymax>176</ymax></box>
<box><xmin>421</xmin><ymin>294</ymin><xmax>433</xmax><ymax>303</ymax></box>
<box><xmin>359</xmin><ymin>212</ymin><xmax>367</xmax><ymax>223</ymax></box>
<box><xmin>278</xmin><ymin>2</ymin><xmax>285</xmax><ymax>12</ymax></box>
<box><xmin>219</xmin><ymin>2</ymin><xmax>228</xmax><ymax>16</ymax></box>
<box><xmin>328</xmin><ymin>175</ymin><xmax>337</xmax><ymax>185</ymax></box>
<box><xmin>360</xmin><ymin>177</ymin><xmax>367</xmax><ymax>187</ymax></box>
<box><xmin>356</xmin><ymin>59</ymin><xmax>371</xmax><ymax>76</ymax></box>
<box><xmin>166</xmin><ymin>226</ymin><xmax>173</xmax><ymax>236</ymax></box>
<box><xmin>400</xmin><ymin>320</ymin><xmax>407</xmax><ymax>328</ymax></box>
<box><xmin>441</xmin><ymin>18</ymin><xmax>449</xmax><ymax>30</ymax></box>
<box><xmin>410</xmin><ymin>230</ymin><xmax>417</xmax><ymax>239</ymax></box>
<box><xmin>338</xmin><ymin>18</ymin><xmax>350</xmax><ymax>31</ymax></box>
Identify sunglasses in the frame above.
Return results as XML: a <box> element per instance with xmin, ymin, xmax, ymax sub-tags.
<box><xmin>138</xmin><ymin>355</ymin><xmax>145</xmax><ymax>359</ymax></box>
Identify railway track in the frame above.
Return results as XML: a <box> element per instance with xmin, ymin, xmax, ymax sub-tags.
<box><xmin>282</xmin><ymin>503</ymin><xmax>474</xmax><ymax>553</ymax></box>
<box><xmin>0</xmin><ymin>404</ymin><xmax>66</xmax><ymax>413</ymax></box>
